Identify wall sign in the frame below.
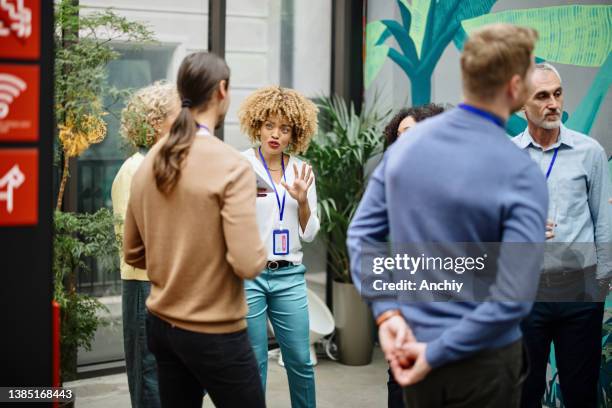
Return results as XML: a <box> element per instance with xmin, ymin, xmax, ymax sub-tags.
<box><xmin>0</xmin><ymin>148</ymin><xmax>38</xmax><ymax>225</ymax></box>
<box><xmin>0</xmin><ymin>0</ymin><xmax>40</xmax><ymax>60</ymax></box>
<box><xmin>0</xmin><ymin>63</ymin><xmax>39</xmax><ymax>141</ymax></box>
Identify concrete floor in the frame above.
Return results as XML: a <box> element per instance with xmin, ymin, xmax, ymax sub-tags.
<box><xmin>67</xmin><ymin>347</ymin><xmax>389</xmax><ymax>408</ymax></box>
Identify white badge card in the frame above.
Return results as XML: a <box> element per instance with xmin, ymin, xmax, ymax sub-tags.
<box><xmin>273</xmin><ymin>229</ymin><xmax>290</xmax><ymax>255</ymax></box>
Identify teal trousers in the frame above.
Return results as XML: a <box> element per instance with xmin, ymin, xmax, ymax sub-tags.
<box><xmin>245</xmin><ymin>264</ymin><xmax>316</xmax><ymax>408</ymax></box>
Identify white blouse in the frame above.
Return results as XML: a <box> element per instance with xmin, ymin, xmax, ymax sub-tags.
<box><xmin>242</xmin><ymin>148</ymin><xmax>320</xmax><ymax>264</ymax></box>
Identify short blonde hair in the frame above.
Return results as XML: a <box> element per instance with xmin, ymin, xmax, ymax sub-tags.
<box><xmin>120</xmin><ymin>81</ymin><xmax>179</xmax><ymax>149</ymax></box>
<box><xmin>461</xmin><ymin>24</ymin><xmax>538</xmax><ymax>100</ymax></box>
<box><xmin>238</xmin><ymin>86</ymin><xmax>318</xmax><ymax>154</ymax></box>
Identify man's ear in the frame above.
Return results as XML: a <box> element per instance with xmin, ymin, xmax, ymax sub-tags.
<box><xmin>508</xmin><ymin>74</ymin><xmax>521</xmax><ymax>101</ymax></box>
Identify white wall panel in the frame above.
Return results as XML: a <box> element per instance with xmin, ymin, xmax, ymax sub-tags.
<box><xmin>226</xmin><ymin>53</ymin><xmax>268</xmax><ymax>88</ymax></box>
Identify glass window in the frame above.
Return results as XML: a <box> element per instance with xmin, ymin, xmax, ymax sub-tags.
<box><xmin>76</xmin><ymin>43</ymin><xmax>175</xmax><ymax>297</ymax></box>
<box><xmin>224</xmin><ymin>0</ymin><xmax>332</xmax><ymax>150</ymax></box>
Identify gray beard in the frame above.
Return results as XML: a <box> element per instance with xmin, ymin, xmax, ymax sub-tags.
<box><xmin>539</xmin><ymin>119</ymin><xmax>561</xmax><ymax>130</ymax></box>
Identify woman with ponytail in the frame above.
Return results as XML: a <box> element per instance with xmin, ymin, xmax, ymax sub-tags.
<box><xmin>122</xmin><ymin>52</ymin><xmax>267</xmax><ymax>408</ymax></box>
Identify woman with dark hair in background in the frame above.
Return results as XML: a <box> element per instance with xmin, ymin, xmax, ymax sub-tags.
<box><xmin>383</xmin><ymin>103</ymin><xmax>446</xmax><ymax>148</ymax></box>
<box><xmin>383</xmin><ymin>103</ymin><xmax>445</xmax><ymax>408</ymax></box>
<box><xmin>122</xmin><ymin>52</ymin><xmax>268</xmax><ymax>408</ymax></box>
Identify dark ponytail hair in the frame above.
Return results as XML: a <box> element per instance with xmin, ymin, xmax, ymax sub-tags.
<box><xmin>153</xmin><ymin>52</ymin><xmax>230</xmax><ymax>194</ymax></box>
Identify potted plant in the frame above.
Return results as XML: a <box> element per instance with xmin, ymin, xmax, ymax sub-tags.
<box><xmin>303</xmin><ymin>95</ymin><xmax>390</xmax><ymax>365</ymax></box>
<box><xmin>53</xmin><ymin>209</ymin><xmax>120</xmax><ymax>383</ymax></box>
<box><xmin>52</xmin><ymin>0</ymin><xmax>154</xmax><ymax>387</ymax></box>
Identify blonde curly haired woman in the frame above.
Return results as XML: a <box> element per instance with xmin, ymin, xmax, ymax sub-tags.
<box><xmin>111</xmin><ymin>80</ymin><xmax>179</xmax><ymax>408</ymax></box>
<box><xmin>238</xmin><ymin>86</ymin><xmax>319</xmax><ymax>408</ymax></box>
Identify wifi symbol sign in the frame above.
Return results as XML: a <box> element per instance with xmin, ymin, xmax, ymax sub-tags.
<box><xmin>0</xmin><ymin>74</ymin><xmax>27</xmax><ymax>120</ymax></box>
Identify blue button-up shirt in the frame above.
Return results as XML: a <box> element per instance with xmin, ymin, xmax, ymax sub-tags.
<box><xmin>513</xmin><ymin>125</ymin><xmax>612</xmax><ymax>278</ymax></box>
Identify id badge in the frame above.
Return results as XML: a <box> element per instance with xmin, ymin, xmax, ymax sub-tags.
<box><xmin>273</xmin><ymin>229</ymin><xmax>290</xmax><ymax>255</ymax></box>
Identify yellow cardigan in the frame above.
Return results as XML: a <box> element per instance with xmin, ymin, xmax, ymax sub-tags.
<box><xmin>111</xmin><ymin>152</ymin><xmax>148</xmax><ymax>281</ymax></box>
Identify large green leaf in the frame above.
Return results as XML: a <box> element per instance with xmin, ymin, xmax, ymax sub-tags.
<box><xmin>397</xmin><ymin>0</ymin><xmax>412</xmax><ymax>31</ymax></box>
<box><xmin>365</xmin><ymin>21</ymin><xmax>390</xmax><ymax>89</ymax></box>
<box><xmin>566</xmin><ymin>52</ymin><xmax>612</xmax><ymax>134</ymax></box>
<box><xmin>420</xmin><ymin>0</ymin><xmax>497</xmax><ymax>74</ymax></box>
<box><xmin>432</xmin><ymin>0</ymin><xmax>497</xmax><ymax>41</ymax></box>
<box><xmin>408</xmin><ymin>0</ymin><xmax>431</xmax><ymax>59</ymax></box>
<box><xmin>461</xmin><ymin>5</ymin><xmax>612</xmax><ymax>67</ymax></box>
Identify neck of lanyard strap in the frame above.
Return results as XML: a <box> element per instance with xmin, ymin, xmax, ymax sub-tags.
<box><xmin>196</xmin><ymin>123</ymin><xmax>211</xmax><ymax>136</ymax></box>
<box><xmin>521</xmin><ymin>130</ymin><xmax>560</xmax><ymax>180</ymax></box>
<box><xmin>458</xmin><ymin>103</ymin><xmax>505</xmax><ymax>129</ymax></box>
<box><xmin>258</xmin><ymin>146</ymin><xmax>287</xmax><ymax>221</ymax></box>
<box><xmin>546</xmin><ymin>147</ymin><xmax>559</xmax><ymax>180</ymax></box>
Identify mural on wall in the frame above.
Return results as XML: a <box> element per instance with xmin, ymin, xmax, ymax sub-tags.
<box><xmin>366</xmin><ymin>2</ymin><xmax>612</xmax><ymax>407</ymax></box>
<box><xmin>366</xmin><ymin>1</ymin><xmax>612</xmax><ymax>136</ymax></box>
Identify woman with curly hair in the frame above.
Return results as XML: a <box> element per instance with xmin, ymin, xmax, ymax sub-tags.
<box><xmin>383</xmin><ymin>103</ymin><xmax>445</xmax><ymax>148</ymax></box>
<box><xmin>111</xmin><ymin>80</ymin><xmax>179</xmax><ymax>408</ymax></box>
<box><xmin>238</xmin><ymin>86</ymin><xmax>319</xmax><ymax>408</ymax></box>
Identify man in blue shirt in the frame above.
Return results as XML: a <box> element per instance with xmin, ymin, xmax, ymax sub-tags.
<box><xmin>348</xmin><ymin>24</ymin><xmax>548</xmax><ymax>407</ymax></box>
<box><xmin>514</xmin><ymin>63</ymin><xmax>612</xmax><ymax>408</ymax></box>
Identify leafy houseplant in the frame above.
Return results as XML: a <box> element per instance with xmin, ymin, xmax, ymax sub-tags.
<box><xmin>304</xmin><ymin>95</ymin><xmax>390</xmax><ymax>283</ymax></box>
<box><xmin>52</xmin><ymin>0</ymin><xmax>154</xmax><ymax>382</ymax></box>
<box><xmin>53</xmin><ymin>209</ymin><xmax>120</xmax><ymax>382</ymax></box>
<box><xmin>303</xmin><ymin>96</ymin><xmax>389</xmax><ymax>365</ymax></box>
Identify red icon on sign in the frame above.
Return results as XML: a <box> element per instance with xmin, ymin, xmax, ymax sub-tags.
<box><xmin>0</xmin><ymin>63</ymin><xmax>38</xmax><ymax>141</ymax></box>
<box><xmin>0</xmin><ymin>148</ymin><xmax>37</xmax><ymax>226</ymax></box>
<box><xmin>0</xmin><ymin>0</ymin><xmax>39</xmax><ymax>60</ymax></box>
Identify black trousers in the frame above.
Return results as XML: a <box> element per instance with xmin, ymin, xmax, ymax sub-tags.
<box><xmin>146</xmin><ymin>312</ymin><xmax>266</xmax><ymax>408</ymax></box>
<box><xmin>520</xmin><ymin>301</ymin><xmax>605</xmax><ymax>408</ymax></box>
<box><xmin>403</xmin><ymin>340</ymin><xmax>527</xmax><ymax>408</ymax></box>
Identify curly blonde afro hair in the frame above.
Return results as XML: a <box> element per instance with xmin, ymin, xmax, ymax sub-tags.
<box><xmin>120</xmin><ymin>81</ymin><xmax>179</xmax><ymax>149</ymax></box>
<box><xmin>238</xmin><ymin>86</ymin><xmax>318</xmax><ymax>154</ymax></box>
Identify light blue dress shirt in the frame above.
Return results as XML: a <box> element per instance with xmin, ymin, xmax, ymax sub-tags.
<box><xmin>513</xmin><ymin>125</ymin><xmax>612</xmax><ymax>279</ymax></box>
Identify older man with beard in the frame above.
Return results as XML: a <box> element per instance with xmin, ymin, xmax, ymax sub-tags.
<box><xmin>513</xmin><ymin>63</ymin><xmax>612</xmax><ymax>408</ymax></box>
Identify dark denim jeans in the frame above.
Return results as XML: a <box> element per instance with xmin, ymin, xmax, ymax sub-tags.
<box><xmin>146</xmin><ymin>312</ymin><xmax>265</xmax><ymax>408</ymax></box>
<box><xmin>122</xmin><ymin>279</ymin><xmax>161</xmax><ymax>408</ymax></box>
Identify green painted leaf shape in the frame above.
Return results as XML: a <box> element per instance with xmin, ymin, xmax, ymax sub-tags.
<box><xmin>408</xmin><ymin>0</ymin><xmax>431</xmax><ymax>59</ymax></box>
<box><xmin>365</xmin><ymin>21</ymin><xmax>390</xmax><ymax>89</ymax></box>
<box><xmin>566</xmin><ymin>52</ymin><xmax>612</xmax><ymax>134</ymax></box>
<box><xmin>462</xmin><ymin>5</ymin><xmax>612</xmax><ymax>67</ymax></box>
<box><xmin>432</xmin><ymin>0</ymin><xmax>497</xmax><ymax>41</ymax></box>
<box><xmin>381</xmin><ymin>19</ymin><xmax>418</xmax><ymax>64</ymax></box>
<box><xmin>397</xmin><ymin>0</ymin><xmax>412</xmax><ymax>31</ymax></box>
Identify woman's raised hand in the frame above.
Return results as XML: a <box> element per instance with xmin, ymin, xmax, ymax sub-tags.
<box><xmin>281</xmin><ymin>163</ymin><xmax>313</xmax><ymax>205</ymax></box>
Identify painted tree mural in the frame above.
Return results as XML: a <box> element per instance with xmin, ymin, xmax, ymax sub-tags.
<box><xmin>366</xmin><ymin>2</ymin><xmax>612</xmax><ymax>136</ymax></box>
<box><xmin>366</xmin><ymin>0</ymin><xmax>496</xmax><ymax>106</ymax></box>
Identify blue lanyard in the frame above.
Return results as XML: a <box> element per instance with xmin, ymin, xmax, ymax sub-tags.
<box><xmin>196</xmin><ymin>123</ymin><xmax>211</xmax><ymax>136</ymax></box>
<box><xmin>258</xmin><ymin>147</ymin><xmax>287</xmax><ymax>221</ymax></box>
<box><xmin>458</xmin><ymin>103</ymin><xmax>505</xmax><ymax>129</ymax></box>
<box><xmin>546</xmin><ymin>147</ymin><xmax>559</xmax><ymax>180</ymax></box>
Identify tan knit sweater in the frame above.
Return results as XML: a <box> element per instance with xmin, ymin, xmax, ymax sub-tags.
<box><xmin>123</xmin><ymin>134</ymin><xmax>267</xmax><ymax>333</ymax></box>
